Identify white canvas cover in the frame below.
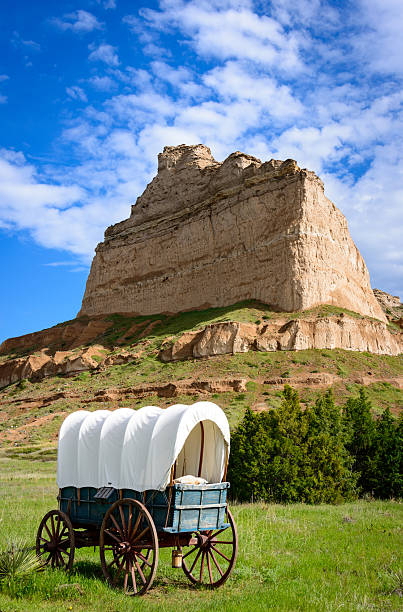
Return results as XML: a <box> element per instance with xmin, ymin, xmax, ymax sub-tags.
<box><xmin>119</xmin><ymin>406</ymin><xmax>164</xmax><ymax>490</ymax></box>
<box><xmin>98</xmin><ymin>408</ymin><xmax>134</xmax><ymax>487</ymax></box>
<box><xmin>145</xmin><ymin>402</ymin><xmax>230</xmax><ymax>491</ymax></box>
<box><xmin>57</xmin><ymin>410</ymin><xmax>90</xmax><ymax>488</ymax></box>
<box><xmin>77</xmin><ymin>410</ymin><xmax>110</xmax><ymax>487</ymax></box>
<box><xmin>57</xmin><ymin>402</ymin><xmax>230</xmax><ymax>491</ymax></box>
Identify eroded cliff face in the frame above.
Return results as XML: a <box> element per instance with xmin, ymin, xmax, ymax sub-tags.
<box><xmin>79</xmin><ymin>144</ymin><xmax>386</xmax><ymax>322</ymax></box>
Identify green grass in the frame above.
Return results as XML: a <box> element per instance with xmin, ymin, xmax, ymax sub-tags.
<box><xmin>0</xmin><ymin>457</ymin><xmax>402</xmax><ymax>611</ymax></box>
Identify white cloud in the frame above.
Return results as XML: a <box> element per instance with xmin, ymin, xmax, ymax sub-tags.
<box><xmin>204</xmin><ymin>61</ymin><xmax>303</xmax><ymax>120</ymax></box>
<box><xmin>139</xmin><ymin>1</ymin><xmax>304</xmax><ymax>72</ymax></box>
<box><xmin>355</xmin><ymin>0</ymin><xmax>403</xmax><ymax>76</ymax></box>
<box><xmin>51</xmin><ymin>10</ymin><xmax>103</xmax><ymax>33</ymax></box>
<box><xmin>96</xmin><ymin>0</ymin><xmax>116</xmax><ymax>9</ymax></box>
<box><xmin>0</xmin><ymin>95</ymin><xmax>7</xmax><ymax>104</ymax></box>
<box><xmin>89</xmin><ymin>43</ymin><xmax>119</xmax><ymax>66</ymax></box>
<box><xmin>88</xmin><ymin>75</ymin><xmax>117</xmax><ymax>91</ymax></box>
<box><xmin>11</xmin><ymin>31</ymin><xmax>41</xmax><ymax>52</ymax></box>
<box><xmin>66</xmin><ymin>85</ymin><xmax>88</xmax><ymax>102</ymax></box>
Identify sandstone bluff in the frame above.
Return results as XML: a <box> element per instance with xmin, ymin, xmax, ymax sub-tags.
<box><xmin>79</xmin><ymin>144</ymin><xmax>385</xmax><ymax>323</ymax></box>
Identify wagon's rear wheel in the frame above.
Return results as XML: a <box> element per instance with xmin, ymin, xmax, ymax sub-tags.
<box><xmin>100</xmin><ymin>498</ymin><xmax>159</xmax><ymax>596</ymax></box>
<box><xmin>36</xmin><ymin>509</ymin><xmax>75</xmax><ymax>570</ymax></box>
<box><xmin>182</xmin><ymin>508</ymin><xmax>237</xmax><ymax>588</ymax></box>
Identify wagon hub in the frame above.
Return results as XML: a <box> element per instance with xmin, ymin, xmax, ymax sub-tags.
<box><xmin>117</xmin><ymin>541</ymin><xmax>131</xmax><ymax>553</ymax></box>
<box><xmin>197</xmin><ymin>533</ymin><xmax>211</xmax><ymax>549</ymax></box>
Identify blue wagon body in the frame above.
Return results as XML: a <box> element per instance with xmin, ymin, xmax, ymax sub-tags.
<box><xmin>59</xmin><ymin>482</ymin><xmax>229</xmax><ymax>533</ymax></box>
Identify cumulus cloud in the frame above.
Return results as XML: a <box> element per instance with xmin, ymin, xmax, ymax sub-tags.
<box><xmin>88</xmin><ymin>43</ymin><xmax>119</xmax><ymax>66</ymax></box>
<box><xmin>88</xmin><ymin>75</ymin><xmax>117</xmax><ymax>91</ymax></box>
<box><xmin>138</xmin><ymin>1</ymin><xmax>304</xmax><ymax>72</ymax></box>
<box><xmin>51</xmin><ymin>10</ymin><xmax>103</xmax><ymax>33</ymax></box>
<box><xmin>66</xmin><ymin>85</ymin><xmax>88</xmax><ymax>102</ymax></box>
<box><xmin>355</xmin><ymin>0</ymin><xmax>403</xmax><ymax>76</ymax></box>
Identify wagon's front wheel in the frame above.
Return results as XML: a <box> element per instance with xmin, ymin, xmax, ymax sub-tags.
<box><xmin>99</xmin><ymin>498</ymin><xmax>159</xmax><ymax>596</ymax></box>
<box><xmin>182</xmin><ymin>508</ymin><xmax>237</xmax><ymax>588</ymax></box>
<box><xmin>36</xmin><ymin>509</ymin><xmax>75</xmax><ymax>570</ymax></box>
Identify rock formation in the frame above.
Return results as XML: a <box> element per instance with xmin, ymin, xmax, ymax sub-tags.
<box><xmin>160</xmin><ymin>314</ymin><xmax>403</xmax><ymax>362</ymax></box>
<box><xmin>373</xmin><ymin>289</ymin><xmax>403</xmax><ymax>325</ymax></box>
<box><xmin>79</xmin><ymin>144</ymin><xmax>385</xmax><ymax>322</ymax></box>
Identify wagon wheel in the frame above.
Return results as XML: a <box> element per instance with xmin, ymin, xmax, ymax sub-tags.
<box><xmin>99</xmin><ymin>498</ymin><xmax>159</xmax><ymax>596</ymax></box>
<box><xmin>36</xmin><ymin>509</ymin><xmax>75</xmax><ymax>571</ymax></box>
<box><xmin>182</xmin><ymin>508</ymin><xmax>237</xmax><ymax>588</ymax></box>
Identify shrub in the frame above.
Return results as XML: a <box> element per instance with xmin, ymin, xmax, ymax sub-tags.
<box><xmin>229</xmin><ymin>386</ymin><xmax>402</xmax><ymax>503</ymax></box>
<box><xmin>228</xmin><ymin>386</ymin><xmax>357</xmax><ymax>503</ymax></box>
<box><xmin>0</xmin><ymin>539</ymin><xmax>42</xmax><ymax>594</ymax></box>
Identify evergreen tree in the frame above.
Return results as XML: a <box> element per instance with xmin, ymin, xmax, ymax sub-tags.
<box><xmin>372</xmin><ymin>407</ymin><xmax>402</xmax><ymax>498</ymax></box>
<box><xmin>304</xmin><ymin>390</ymin><xmax>356</xmax><ymax>503</ymax></box>
<box><xmin>343</xmin><ymin>388</ymin><xmax>376</xmax><ymax>494</ymax></box>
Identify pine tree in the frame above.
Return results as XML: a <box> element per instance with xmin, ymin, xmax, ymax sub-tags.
<box><xmin>343</xmin><ymin>388</ymin><xmax>376</xmax><ymax>495</ymax></box>
<box><xmin>372</xmin><ymin>408</ymin><xmax>402</xmax><ymax>498</ymax></box>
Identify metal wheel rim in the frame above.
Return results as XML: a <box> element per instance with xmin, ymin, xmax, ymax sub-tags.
<box><xmin>99</xmin><ymin>498</ymin><xmax>159</xmax><ymax>596</ymax></box>
<box><xmin>182</xmin><ymin>508</ymin><xmax>238</xmax><ymax>588</ymax></box>
<box><xmin>36</xmin><ymin>509</ymin><xmax>75</xmax><ymax>571</ymax></box>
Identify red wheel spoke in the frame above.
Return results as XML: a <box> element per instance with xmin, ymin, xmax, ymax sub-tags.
<box><xmin>208</xmin><ymin>526</ymin><xmax>228</xmax><ymax>540</ymax></box>
<box><xmin>213</xmin><ymin>540</ymin><xmax>233</xmax><ymax>545</ymax></box>
<box><xmin>119</xmin><ymin>504</ymin><xmax>127</xmax><ymax>537</ymax></box>
<box><xmin>123</xmin><ymin>560</ymin><xmax>129</xmax><ymax>593</ymax></box>
<box><xmin>136</xmin><ymin>552</ymin><xmax>152</xmax><ymax>567</ymax></box>
<box><xmin>44</xmin><ymin>522</ymin><xmax>53</xmax><ymax>540</ymax></box>
<box><xmin>189</xmin><ymin>547</ymin><xmax>202</xmax><ymax>574</ymax></box>
<box><xmin>130</xmin><ymin>561</ymin><xmax>138</xmax><ymax>594</ymax></box>
<box><xmin>209</xmin><ymin>549</ymin><xmax>224</xmax><ymax>576</ymax></box>
<box><xmin>104</xmin><ymin>528</ymin><xmax>121</xmax><ymax>544</ymax></box>
<box><xmin>207</xmin><ymin>550</ymin><xmax>213</xmax><ymax>584</ymax></box>
<box><xmin>210</xmin><ymin>544</ymin><xmax>231</xmax><ymax>562</ymax></box>
<box><xmin>182</xmin><ymin>546</ymin><xmax>198</xmax><ymax>560</ymax></box>
<box><xmin>55</xmin><ymin>514</ymin><xmax>61</xmax><ymax>537</ymax></box>
<box><xmin>128</xmin><ymin>504</ymin><xmax>133</xmax><ymax>539</ymax></box>
<box><xmin>56</xmin><ymin>550</ymin><xmax>64</xmax><ymax>567</ymax></box>
<box><xmin>58</xmin><ymin>538</ymin><xmax>71</xmax><ymax>548</ymax></box>
<box><xmin>129</xmin><ymin>510</ymin><xmax>142</xmax><ymax>541</ymax></box>
<box><xmin>132</xmin><ymin>525</ymin><xmax>149</xmax><ymax>544</ymax></box>
<box><xmin>110</xmin><ymin>514</ymin><xmax>124</xmax><ymax>538</ymax></box>
<box><xmin>50</xmin><ymin>515</ymin><xmax>56</xmax><ymax>538</ymax></box>
<box><xmin>134</xmin><ymin>555</ymin><xmax>146</xmax><ymax>584</ymax></box>
<box><xmin>199</xmin><ymin>551</ymin><xmax>205</xmax><ymax>582</ymax></box>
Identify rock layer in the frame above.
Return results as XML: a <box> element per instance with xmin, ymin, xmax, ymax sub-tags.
<box><xmin>160</xmin><ymin>315</ymin><xmax>403</xmax><ymax>361</ymax></box>
<box><xmin>79</xmin><ymin>144</ymin><xmax>385</xmax><ymax>322</ymax></box>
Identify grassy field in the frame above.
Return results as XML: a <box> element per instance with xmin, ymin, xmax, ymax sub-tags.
<box><xmin>0</xmin><ymin>456</ymin><xmax>402</xmax><ymax>611</ymax></box>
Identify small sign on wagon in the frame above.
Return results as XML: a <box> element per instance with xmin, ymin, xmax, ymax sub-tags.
<box><xmin>36</xmin><ymin>402</ymin><xmax>238</xmax><ymax>596</ymax></box>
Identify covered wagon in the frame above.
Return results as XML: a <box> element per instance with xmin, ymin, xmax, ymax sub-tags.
<box><xmin>36</xmin><ymin>402</ymin><xmax>238</xmax><ymax>595</ymax></box>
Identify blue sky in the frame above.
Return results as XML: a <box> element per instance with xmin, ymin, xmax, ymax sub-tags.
<box><xmin>1</xmin><ymin>0</ymin><xmax>402</xmax><ymax>343</ymax></box>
